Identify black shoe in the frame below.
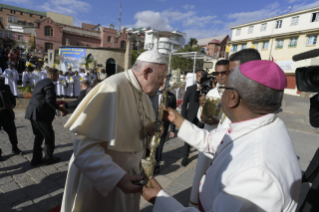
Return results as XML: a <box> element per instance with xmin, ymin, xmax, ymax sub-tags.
<box><xmin>181</xmin><ymin>158</ymin><xmax>188</xmax><ymax>167</ymax></box>
<box><xmin>12</xmin><ymin>148</ymin><xmax>24</xmax><ymax>155</ymax></box>
<box><xmin>154</xmin><ymin>166</ymin><xmax>160</xmax><ymax>175</ymax></box>
<box><xmin>44</xmin><ymin>157</ymin><xmax>60</xmax><ymax>165</ymax></box>
<box><xmin>31</xmin><ymin>159</ymin><xmax>43</xmax><ymax>167</ymax></box>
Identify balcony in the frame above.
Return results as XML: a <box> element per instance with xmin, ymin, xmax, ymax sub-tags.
<box><xmin>159</xmin><ymin>37</ymin><xmax>180</xmax><ymax>45</ymax></box>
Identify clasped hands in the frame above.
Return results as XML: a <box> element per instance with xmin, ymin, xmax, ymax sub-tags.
<box><xmin>58</xmin><ymin>104</ymin><xmax>68</xmax><ymax>116</ymax></box>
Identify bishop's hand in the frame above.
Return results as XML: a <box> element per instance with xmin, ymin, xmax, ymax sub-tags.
<box><xmin>163</xmin><ymin>106</ymin><xmax>185</xmax><ymax>129</ymax></box>
<box><xmin>142</xmin><ymin>177</ymin><xmax>162</xmax><ymax>204</ymax></box>
<box><xmin>117</xmin><ymin>173</ymin><xmax>143</xmax><ymax>194</ymax></box>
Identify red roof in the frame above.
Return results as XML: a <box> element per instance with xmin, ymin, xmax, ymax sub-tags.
<box><xmin>209</xmin><ymin>39</ymin><xmax>221</xmax><ymax>44</ymax></box>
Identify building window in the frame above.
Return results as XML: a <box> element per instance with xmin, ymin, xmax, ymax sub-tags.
<box><xmin>241</xmin><ymin>44</ymin><xmax>246</xmax><ymax>50</ymax></box>
<box><xmin>120</xmin><ymin>40</ymin><xmax>126</xmax><ymax>48</ymax></box>
<box><xmin>252</xmin><ymin>42</ymin><xmax>258</xmax><ymax>49</ymax></box>
<box><xmin>0</xmin><ymin>8</ymin><xmax>2</xmax><ymax>11</ymax></box>
<box><xmin>311</xmin><ymin>13</ymin><xmax>319</xmax><ymax>22</ymax></box>
<box><xmin>30</xmin><ymin>14</ymin><xmax>33</xmax><ymax>17</ymax></box>
<box><xmin>288</xmin><ymin>37</ymin><xmax>298</xmax><ymax>47</ymax></box>
<box><xmin>40</xmin><ymin>16</ymin><xmax>43</xmax><ymax>19</ymax></box>
<box><xmin>261</xmin><ymin>23</ymin><xmax>267</xmax><ymax>31</ymax></box>
<box><xmin>0</xmin><ymin>17</ymin><xmax>3</xmax><ymax>24</ymax></box>
<box><xmin>275</xmin><ymin>20</ymin><xmax>282</xmax><ymax>29</ymax></box>
<box><xmin>108</xmin><ymin>36</ymin><xmax>112</xmax><ymax>43</ymax></box>
<box><xmin>28</xmin><ymin>23</ymin><xmax>34</xmax><ymax>27</ymax></box>
<box><xmin>276</xmin><ymin>39</ymin><xmax>284</xmax><ymax>49</ymax></box>
<box><xmin>20</xmin><ymin>12</ymin><xmax>23</xmax><ymax>15</ymax></box>
<box><xmin>248</xmin><ymin>26</ymin><xmax>254</xmax><ymax>34</ymax></box>
<box><xmin>262</xmin><ymin>41</ymin><xmax>269</xmax><ymax>50</ymax></box>
<box><xmin>236</xmin><ymin>29</ymin><xmax>241</xmax><ymax>36</ymax></box>
<box><xmin>233</xmin><ymin>45</ymin><xmax>238</xmax><ymax>52</ymax></box>
<box><xmin>307</xmin><ymin>35</ymin><xmax>318</xmax><ymax>46</ymax></box>
<box><xmin>44</xmin><ymin>26</ymin><xmax>53</xmax><ymax>37</ymax></box>
<box><xmin>18</xmin><ymin>35</ymin><xmax>23</xmax><ymax>40</ymax></box>
<box><xmin>45</xmin><ymin>43</ymin><xmax>53</xmax><ymax>52</ymax></box>
<box><xmin>291</xmin><ymin>16</ymin><xmax>299</xmax><ymax>26</ymax></box>
<box><xmin>10</xmin><ymin>10</ymin><xmax>16</xmax><ymax>14</ymax></box>
<box><xmin>7</xmin><ymin>15</ymin><xmax>18</xmax><ymax>23</ymax></box>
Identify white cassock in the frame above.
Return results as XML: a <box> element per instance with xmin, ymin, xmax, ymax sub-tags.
<box><xmin>41</xmin><ymin>70</ymin><xmax>47</xmax><ymax>80</ymax></box>
<box><xmin>89</xmin><ymin>73</ymin><xmax>97</xmax><ymax>86</ymax></box>
<box><xmin>79</xmin><ymin>72</ymin><xmax>86</xmax><ymax>78</ymax></box>
<box><xmin>190</xmin><ymin>85</ymin><xmax>224</xmax><ymax>208</ymax></box>
<box><xmin>57</xmin><ymin>76</ymin><xmax>67</xmax><ymax>97</ymax></box>
<box><xmin>66</xmin><ymin>76</ymin><xmax>74</xmax><ymax>97</ymax></box>
<box><xmin>31</xmin><ymin>71</ymin><xmax>41</xmax><ymax>85</ymax></box>
<box><xmin>73</xmin><ymin>76</ymin><xmax>81</xmax><ymax>97</ymax></box>
<box><xmin>61</xmin><ymin>70</ymin><xmax>155</xmax><ymax>212</ymax></box>
<box><xmin>3</xmin><ymin>69</ymin><xmax>18</xmax><ymax>96</ymax></box>
<box><xmin>154</xmin><ymin>114</ymin><xmax>302</xmax><ymax>212</ymax></box>
<box><xmin>22</xmin><ymin>71</ymin><xmax>30</xmax><ymax>87</ymax></box>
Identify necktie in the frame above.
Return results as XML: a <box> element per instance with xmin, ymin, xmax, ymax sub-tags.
<box><xmin>0</xmin><ymin>89</ymin><xmax>5</xmax><ymax>109</ymax></box>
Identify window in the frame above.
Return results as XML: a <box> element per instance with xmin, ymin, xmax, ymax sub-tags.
<box><xmin>120</xmin><ymin>40</ymin><xmax>126</xmax><ymax>48</ymax></box>
<box><xmin>44</xmin><ymin>26</ymin><xmax>53</xmax><ymax>37</ymax></box>
<box><xmin>7</xmin><ymin>15</ymin><xmax>18</xmax><ymax>23</ymax></box>
<box><xmin>275</xmin><ymin>20</ymin><xmax>282</xmax><ymax>29</ymax></box>
<box><xmin>30</xmin><ymin>14</ymin><xmax>33</xmax><ymax>17</ymax></box>
<box><xmin>108</xmin><ymin>36</ymin><xmax>111</xmax><ymax>43</ymax></box>
<box><xmin>241</xmin><ymin>44</ymin><xmax>246</xmax><ymax>50</ymax></box>
<box><xmin>252</xmin><ymin>42</ymin><xmax>258</xmax><ymax>49</ymax></box>
<box><xmin>0</xmin><ymin>8</ymin><xmax>2</xmax><ymax>11</ymax></box>
<box><xmin>248</xmin><ymin>26</ymin><xmax>254</xmax><ymax>34</ymax></box>
<box><xmin>236</xmin><ymin>29</ymin><xmax>241</xmax><ymax>36</ymax></box>
<box><xmin>307</xmin><ymin>35</ymin><xmax>318</xmax><ymax>46</ymax></box>
<box><xmin>18</xmin><ymin>35</ymin><xmax>22</xmax><ymax>40</ymax></box>
<box><xmin>311</xmin><ymin>13</ymin><xmax>319</xmax><ymax>22</ymax></box>
<box><xmin>291</xmin><ymin>16</ymin><xmax>299</xmax><ymax>26</ymax></box>
<box><xmin>288</xmin><ymin>37</ymin><xmax>298</xmax><ymax>47</ymax></box>
<box><xmin>261</xmin><ymin>23</ymin><xmax>267</xmax><ymax>31</ymax></box>
<box><xmin>10</xmin><ymin>10</ymin><xmax>16</xmax><ymax>14</ymax></box>
<box><xmin>233</xmin><ymin>45</ymin><xmax>238</xmax><ymax>52</ymax></box>
<box><xmin>28</xmin><ymin>23</ymin><xmax>34</xmax><ymax>27</ymax></box>
<box><xmin>40</xmin><ymin>16</ymin><xmax>43</xmax><ymax>19</ymax></box>
<box><xmin>276</xmin><ymin>39</ymin><xmax>284</xmax><ymax>49</ymax></box>
<box><xmin>45</xmin><ymin>43</ymin><xmax>53</xmax><ymax>52</ymax></box>
<box><xmin>262</xmin><ymin>41</ymin><xmax>269</xmax><ymax>50</ymax></box>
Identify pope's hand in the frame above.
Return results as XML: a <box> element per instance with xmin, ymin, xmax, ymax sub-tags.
<box><xmin>117</xmin><ymin>173</ymin><xmax>143</xmax><ymax>194</ymax></box>
<box><xmin>142</xmin><ymin>177</ymin><xmax>162</xmax><ymax>204</ymax></box>
<box><xmin>148</xmin><ymin>122</ymin><xmax>164</xmax><ymax>136</ymax></box>
<box><xmin>163</xmin><ymin>106</ymin><xmax>185</xmax><ymax>129</ymax></box>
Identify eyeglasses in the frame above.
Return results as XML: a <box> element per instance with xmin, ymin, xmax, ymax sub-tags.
<box><xmin>213</xmin><ymin>71</ymin><xmax>229</xmax><ymax>76</ymax></box>
<box><xmin>218</xmin><ymin>86</ymin><xmax>241</xmax><ymax>98</ymax></box>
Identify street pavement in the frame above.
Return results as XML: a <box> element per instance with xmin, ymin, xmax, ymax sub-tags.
<box><xmin>0</xmin><ymin>94</ymin><xmax>317</xmax><ymax>211</ymax></box>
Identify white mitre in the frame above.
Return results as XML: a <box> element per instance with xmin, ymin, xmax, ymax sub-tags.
<box><xmin>137</xmin><ymin>50</ymin><xmax>167</xmax><ymax>65</ymax></box>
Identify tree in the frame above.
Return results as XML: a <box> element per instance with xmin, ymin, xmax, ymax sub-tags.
<box><xmin>188</xmin><ymin>38</ymin><xmax>198</xmax><ymax>47</ymax></box>
<box><xmin>170</xmin><ymin>45</ymin><xmax>203</xmax><ymax>72</ymax></box>
<box><xmin>131</xmin><ymin>49</ymin><xmax>146</xmax><ymax>67</ymax></box>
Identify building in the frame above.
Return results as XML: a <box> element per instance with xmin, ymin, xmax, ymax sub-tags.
<box><xmin>197</xmin><ymin>35</ymin><xmax>230</xmax><ymax>58</ymax></box>
<box><xmin>229</xmin><ymin>6</ymin><xmax>319</xmax><ymax>95</ymax></box>
<box><xmin>35</xmin><ymin>18</ymin><xmax>130</xmax><ymax>52</ymax></box>
<box><xmin>144</xmin><ymin>30</ymin><xmax>186</xmax><ymax>55</ymax></box>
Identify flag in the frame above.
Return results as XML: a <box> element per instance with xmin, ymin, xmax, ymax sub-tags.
<box><xmin>251</xmin><ymin>44</ymin><xmax>256</xmax><ymax>49</ymax></box>
<box><xmin>226</xmin><ymin>46</ymin><xmax>230</xmax><ymax>53</ymax></box>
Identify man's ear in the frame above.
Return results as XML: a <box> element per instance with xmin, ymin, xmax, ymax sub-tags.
<box><xmin>143</xmin><ymin>68</ymin><xmax>153</xmax><ymax>80</ymax></box>
<box><xmin>228</xmin><ymin>90</ymin><xmax>240</xmax><ymax>108</ymax></box>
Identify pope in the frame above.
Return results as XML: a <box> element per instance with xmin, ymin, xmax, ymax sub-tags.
<box><xmin>142</xmin><ymin>60</ymin><xmax>302</xmax><ymax>212</ymax></box>
<box><xmin>61</xmin><ymin>51</ymin><xmax>167</xmax><ymax>212</ymax></box>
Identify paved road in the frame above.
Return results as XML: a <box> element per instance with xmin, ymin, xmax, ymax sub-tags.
<box><xmin>0</xmin><ymin>94</ymin><xmax>317</xmax><ymax>211</ymax></box>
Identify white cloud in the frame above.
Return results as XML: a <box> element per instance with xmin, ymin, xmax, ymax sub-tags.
<box><xmin>38</xmin><ymin>0</ymin><xmax>91</xmax><ymax>15</ymax></box>
<box><xmin>3</xmin><ymin>0</ymin><xmax>31</xmax><ymax>3</ymax></box>
<box><xmin>183</xmin><ymin>15</ymin><xmax>217</xmax><ymax>27</ymax></box>
<box><xmin>291</xmin><ymin>1</ymin><xmax>319</xmax><ymax>12</ymax></box>
<box><xmin>182</xmin><ymin>5</ymin><xmax>195</xmax><ymax>10</ymax></box>
<box><xmin>134</xmin><ymin>11</ymin><xmax>173</xmax><ymax>31</ymax></box>
<box><xmin>162</xmin><ymin>9</ymin><xmax>196</xmax><ymax>22</ymax></box>
<box><xmin>286</xmin><ymin>0</ymin><xmax>303</xmax><ymax>3</ymax></box>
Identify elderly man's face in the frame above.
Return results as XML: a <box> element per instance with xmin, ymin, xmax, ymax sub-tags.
<box><xmin>143</xmin><ymin>65</ymin><xmax>168</xmax><ymax>95</ymax></box>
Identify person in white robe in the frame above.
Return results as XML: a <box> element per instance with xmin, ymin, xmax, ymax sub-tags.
<box><xmin>61</xmin><ymin>50</ymin><xmax>168</xmax><ymax>212</ymax></box>
<box><xmin>22</xmin><ymin>68</ymin><xmax>31</xmax><ymax>87</ymax></box>
<box><xmin>143</xmin><ymin>60</ymin><xmax>302</xmax><ymax>212</ymax></box>
<box><xmin>89</xmin><ymin>70</ymin><xmax>97</xmax><ymax>87</ymax></box>
<box><xmin>73</xmin><ymin>71</ymin><xmax>81</xmax><ymax>97</ymax></box>
<box><xmin>41</xmin><ymin>66</ymin><xmax>48</xmax><ymax>80</ymax></box>
<box><xmin>30</xmin><ymin>68</ymin><xmax>41</xmax><ymax>85</ymax></box>
<box><xmin>65</xmin><ymin>68</ymin><xmax>74</xmax><ymax>98</ymax></box>
<box><xmin>2</xmin><ymin>64</ymin><xmax>19</xmax><ymax>96</ymax></box>
<box><xmin>56</xmin><ymin>71</ymin><xmax>66</xmax><ymax>98</ymax></box>
<box><xmin>13</xmin><ymin>67</ymin><xmax>19</xmax><ymax>84</ymax></box>
<box><xmin>79</xmin><ymin>69</ymin><xmax>86</xmax><ymax>78</ymax></box>
<box><xmin>189</xmin><ymin>60</ymin><xmax>229</xmax><ymax>208</ymax></box>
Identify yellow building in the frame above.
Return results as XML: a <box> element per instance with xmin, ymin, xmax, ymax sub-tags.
<box><xmin>229</xmin><ymin>6</ymin><xmax>319</xmax><ymax>95</ymax></box>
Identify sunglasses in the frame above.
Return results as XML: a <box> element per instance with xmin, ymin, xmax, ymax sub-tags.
<box><xmin>213</xmin><ymin>71</ymin><xmax>229</xmax><ymax>76</ymax></box>
<box><xmin>218</xmin><ymin>86</ymin><xmax>241</xmax><ymax>99</ymax></box>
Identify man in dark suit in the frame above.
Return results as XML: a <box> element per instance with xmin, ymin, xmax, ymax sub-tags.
<box><xmin>61</xmin><ymin>80</ymin><xmax>90</xmax><ymax>113</ymax></box>
<box><xmin>150</xmin><ymin>76</ymin><xmax>177</xmax><ymax>174</ymax></box>
<box><xmin>0</xmin><ymin>83</ymin><xmax>23</xmax><ymax>161</ymax></box>
<box><xmin>25</xmin><ymin>68</ymin><xmax>68</xmax><ymax>166</ymax></box>
<box><xmin>181</xmin><ymin>69</ymin><xmax>205</xmax><ymax>166</ymax></box>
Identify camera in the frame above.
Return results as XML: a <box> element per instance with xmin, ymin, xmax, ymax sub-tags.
<box><xmin>200</xmin><ymin>72</ymin><xmax>215</xmax><ymax>95</ymax></box>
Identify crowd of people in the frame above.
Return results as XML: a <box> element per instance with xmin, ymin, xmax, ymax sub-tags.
<box><xmin>0</xmin><ymin>48</ymin><xmax>317</xmax><ymax>212</ymax></box>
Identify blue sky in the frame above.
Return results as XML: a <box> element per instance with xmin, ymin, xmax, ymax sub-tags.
<box><xmin>4</xmin><ymin>0</ymin><xmax>319</xmax><ymax>41</ymax></box>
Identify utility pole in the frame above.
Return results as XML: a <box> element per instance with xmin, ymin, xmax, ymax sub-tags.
<box><xmin>118</xmin><ymin>3</ymin><xmax>122</xmax><ymax>32</ymax></box>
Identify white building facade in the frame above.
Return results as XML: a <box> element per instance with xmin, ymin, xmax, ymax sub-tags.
<box><xmin>144</xmin><ymin>30</ymin><xmax>186</xmax><ymax>55</ymax></box>
<box><xmin>229</xmin><ymin>6</ymin><xmax>319</xmax><ymax>95</ymax></box>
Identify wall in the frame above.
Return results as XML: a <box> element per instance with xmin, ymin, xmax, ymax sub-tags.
<box><xmin>62</xmin><ymin>33</ymin><xmax>100</xmax><ymax>47</ymax></box>
<box><xmin>47</xmin><ymin>12</ymin><xmax>73</xmax><ymax>25</ymax></box>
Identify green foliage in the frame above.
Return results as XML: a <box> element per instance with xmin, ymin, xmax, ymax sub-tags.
<box><xmin>18</xmin><ymin>84</ymin><xmax>34</xmax><ymax>93</ymax></box>
<box><xmin>170</xmin><ymin>45</ymin><xmax>203</xmax><ymax>71</ymax></box>
<box><xmin>131</xmin><ymin>49</ymin><xmax>146</xmax><ymax>67</ymax></box>
<box><xmin>188</xmin><ymin>38</ymin><xmax>198</xmax><ymax>47</ymax></box>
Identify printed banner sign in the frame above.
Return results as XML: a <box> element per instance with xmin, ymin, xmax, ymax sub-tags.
<box><xmin>60</xmin><ymin>48</ymin><xmax>86</xmax><ymax>72</ymax></box>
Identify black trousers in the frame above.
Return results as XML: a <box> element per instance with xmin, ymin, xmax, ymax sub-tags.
<box><xmin>155</xmin><ymin>131</ymin><xmax>168</xmax><ymax>166</ymax></box>
<box><xmin>0</xmin><ymin>115</ymin><xmax>18</xmax><ymax>150</ymax></box>
<box><xmin>30</xmin><ymin>120</ymin><xmax>55</xmax><ymax>161</ymax></box>
<box><xmin>182</xmin><ymin>117</ymin><xmax>203</xmax><ymax>160</ymax></box>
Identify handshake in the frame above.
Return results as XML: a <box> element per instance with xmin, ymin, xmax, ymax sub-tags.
<box><xmin>57</xmin><ymin>104</ymin><xmax>68</xmax><ymax>116</ymax></box>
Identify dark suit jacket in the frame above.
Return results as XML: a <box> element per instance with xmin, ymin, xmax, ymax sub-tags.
<box><xmin>302</xmin><ymin>147</ymin><xmax>319</xmax><ymax>183</ymax></box>
<box><xmin>181</xmin><ymin>84</ymin><xmax>201</xmax><ymax>123</ymax></box>
<box><xmin>65</xmin><ymin>89</ymin><xmax>86</xmax><ymax>109</ymax></box>
<box><xmin>150</xmin><ymin>91</ymin><xmax>176</xmax><ymax>136</ymax></box>
<box><xmin>25</xmin><ymin>78</ymin><xmax>59</xmax><ymax>123</ymax></box>
<box><xmin>0</xmin><ymin>84</ymin><xmax>16</xmax><ymax>120</ymax></box>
